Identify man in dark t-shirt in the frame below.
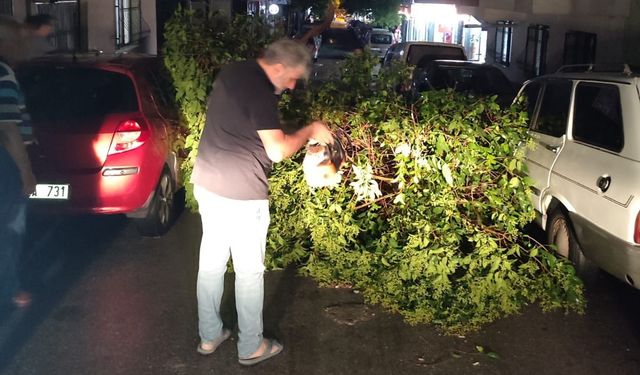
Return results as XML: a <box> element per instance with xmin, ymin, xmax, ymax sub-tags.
<box><xmin>191</xmin><ymin>39</ymin><xmax>333</xmax><ymax>366</ymax></box>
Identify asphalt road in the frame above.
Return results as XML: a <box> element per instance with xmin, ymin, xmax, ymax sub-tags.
<box><xmin>0</xmin><ymin>211</ymin><xmax>639</xmax><ymax>375</ymax></box>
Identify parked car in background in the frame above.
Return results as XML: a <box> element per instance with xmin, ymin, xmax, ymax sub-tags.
<box><xmin>382</xmin><ymin>41</ymin><xmax>467</xmax><ymax>67</ymax></box>
<box><xmin>17</xmin><ymin>54</ymin><xmax>183</xmax><ymax>237</ymax></box>
<box><xmin>367</xmin><ymin>28</ymin><xmax>394</xmax><ymax>61</ymax></box>
<box><xmin>410</xmin><ymin>60</ymin><xmax>516</xmax><ymax>105</ymax></box>
<box><xmin>308</xmin><ymin>25</ymin><xmax>364</xmax><ymax>81</ymax></box>
<box><xmin>519</xmin><ymin>64</ymin><xmax>640</xmax><ymax>289</ymax></box>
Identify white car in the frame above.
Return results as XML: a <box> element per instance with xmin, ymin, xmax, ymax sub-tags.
<box><xmin>367</xmin><ymin>28</ymin><xmax>394</xmax><ymax>61</ymax></box>
<box><xmin>309</xmin><ymin>26</ymin><xmax>364</xmax><ymax>81</ymax></box>
<box><xmin>519</xmin><ymin>64</ymin><xmax>640</xmax><ymax>288</ymax></box>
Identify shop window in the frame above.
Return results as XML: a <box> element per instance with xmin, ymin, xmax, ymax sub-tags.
<box><xmin>494</xmin><ymin>20</ymin><xmax>513</xmax><ymax>67</ymax></box>
<box><xmin>563</xmin><ymin>31</ymin><xmax>597</xmax><ymax>65</ymax></box>
<box><xmin>0</xmin><ymin>0</ymin><xmax>12</xmax><ymax>15</ymax></box>
<box><xmin>524</xmin><ymin>24</ymin><xmax>549</xmax><ymax>78</ymax></box>
<box><xmin>31</xmin><ymin>0</ymin><xmax>79</xmax><ymax>52</ymax></box>
<box><xmin>115</xmin><ymin>0</ymin><xmax>141</xmax><ymax>49</ymax></box>
<box><xmin>463</xmin><ymin>24</ymin><xmax>486</xmax><ymax>62</ymax></box>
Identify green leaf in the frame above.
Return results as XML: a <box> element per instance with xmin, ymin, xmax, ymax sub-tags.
<box><xmin>436</xmin><ymin>134</ymin><xmax>448</xmax><ymax>156</ymax></box>
<box><xmin>509</xmin><ymin>177</ymin><xmax>520</xmax><ymax>188</ymax></box>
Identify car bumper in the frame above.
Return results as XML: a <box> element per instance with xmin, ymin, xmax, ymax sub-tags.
<box><xmin>30</xmin><ymin>167</ymin><xmax>157</xmax><ymax>215</ymax></box>
<box><xmin>570</xmin><ymin>212</ymin><xmax>640</xmax><ymax>288</ymax></box>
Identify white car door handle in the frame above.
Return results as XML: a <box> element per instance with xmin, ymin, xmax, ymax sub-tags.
<box><xmin>596</xmin><ymin>175</ymin><xmax>611</xmax><ymax>192</ymax></box>
<box><xmin>543</xmin><ymin>143</ymin><xmax>559</xmax><ymax>153</ymax></box>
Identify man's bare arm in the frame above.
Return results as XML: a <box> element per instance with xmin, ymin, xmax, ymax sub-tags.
<box><xmin>258</xmin><ymin>121</ymin><xmax>333</xmax><ymax>163</ymax></box>
<box><xmin>0</xmin><ymin>122</ymin><xmax>36</xmax><ymax>195</ymax></box>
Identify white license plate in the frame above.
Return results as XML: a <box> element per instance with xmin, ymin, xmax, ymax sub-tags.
<box><xmin>30</xmin><ymin>184</ymin><xmax>70</xmax><ymax>200</ymax></box>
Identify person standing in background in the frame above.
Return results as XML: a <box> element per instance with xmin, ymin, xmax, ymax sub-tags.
<box><xmin>0</xmin><ymin>18</ymin><xmax>37</xmax><ymax>311</ymax></box>
<box><xmin>23</xmin><ymin>14</ymin><xmax>56</xmax><ymax>59</ymax></box>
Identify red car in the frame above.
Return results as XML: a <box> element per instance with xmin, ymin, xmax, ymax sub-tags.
<box><xmin>17</xmin><ymin>54</ymin><xmax>183</xmax><ymax>236</ymax></box>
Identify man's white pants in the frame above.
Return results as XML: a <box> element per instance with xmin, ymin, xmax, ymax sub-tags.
<box><xmin>194</xmin><ymin>184</ymin><xmax>270</xmax><ymax>358</ymax></box>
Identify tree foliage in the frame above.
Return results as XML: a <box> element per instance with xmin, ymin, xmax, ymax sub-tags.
<box><xmin>343</xmin><ymin>0</ymin><xmax>403</xmax><ymax>27</ymax></box>
<box><xmin>163</xmin><ymin>9</ymin><xmax>585</xmax><ymax>334</ymax></box>
<box><xmin>290</xmin><ymin>0</ymin><xmax>331</xmax><ymax>15</ymax></box>
<box><xmin>290</xmin><ymin>0</ymin><xmax>403</xmax><ymax>26</ymax></box>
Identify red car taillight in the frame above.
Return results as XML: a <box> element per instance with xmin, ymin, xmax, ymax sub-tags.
<box><xmin>635</xmin><ymin>212</ymin><xmax>640</xmax><ymax>244</ymax></box>
<box><xmin>108</xmin><ymin>120</ymin><xmax>149</xmax><ymax>155</ymax></box>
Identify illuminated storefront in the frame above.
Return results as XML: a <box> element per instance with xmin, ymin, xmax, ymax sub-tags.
<box><xmin>403</xmin><ymin>3</ymin><xmax>486</xmax><ymax>62</ymax></box>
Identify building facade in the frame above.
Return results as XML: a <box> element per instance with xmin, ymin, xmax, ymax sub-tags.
<box><xmin>5</xmin><ymin>0</ymin><xmax>161</xmax><ymax>55</ymax></box>
<box><xmin>407</xmin><ymin>0</ymin><xmax>640</xmax><ymax>82</ymax></box>
<box><xmin>3</xmin><ymin>0</ymin><xmax>639</xmax><ymax>76</ymax></box>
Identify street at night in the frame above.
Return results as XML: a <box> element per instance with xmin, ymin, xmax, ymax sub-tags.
<box><xmin>2</xmin><ymin>3</ymin><xmax>640</xmax><ymax>373</ymax></box>
<box><xmin>0</xmin><ymin>211</ymin><xmax>638</xmax><ymax>375</ymax></box>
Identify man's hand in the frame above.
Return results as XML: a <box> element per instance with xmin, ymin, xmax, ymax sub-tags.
<box><xmin>21</xmin><ymin>171</ymin><xmax>36</xmax><ymax>196</ymax></box>
<box><xmin>308</xmin><ymin>121</ymin><xmax>333</xmax><ymax>145</ymax></box>
<box><xmin>0</xmin><ymin>122</ymin><xmax>36</xmax><ymax>196</ymax></box>
<box><xmin>258</xmin><ymin>120</ymin><xmax>334</xmax><ymax>163</ymax></box>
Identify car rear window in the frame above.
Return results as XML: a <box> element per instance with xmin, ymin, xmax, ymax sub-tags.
<box><xmin>18</xmin><ymin>67</ymin><xmax>138</xmax><ymax>123</ymax></box>
<box><xmin>371</xmin><ymin>33</ymin><xmax>392</xmax><ymax>45</ymax></box>
<box><xmin>408</xmin><ymin>45</ymin><xmax>466</xmax><ymax>66</ymax></box>
<box><xmin>429</xmin><ymin>66</ymin><xmax>513</xmax><ymax>95</ymax></box>
<box><xmin>572</xmin><ymin>82</ymin><xmax>624</xmax><ymax>152</ymax></box>
<box><xmin>317</xmin><ymin>29</ymin><xmax>363</xmax><ymax>59</ymax></box>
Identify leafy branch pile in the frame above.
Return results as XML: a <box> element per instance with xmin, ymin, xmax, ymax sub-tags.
<box><xmin>272</xmin><ymin>53</ymin><xmax>585</xmax><ymax>333</ymax></box>
<box><xmin>163</xmin><ymin>10</ymin><xmax>585</xmax><ymax>333</ymax></box>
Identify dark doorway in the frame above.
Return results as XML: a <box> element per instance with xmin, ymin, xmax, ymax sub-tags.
<box><xmin>563</xmin><ymin>31</ymin><xmax>597</xmax><ymax>65</ymax></box>
<box><xmin>524</xmin><ymin>24</ymin><xmax>549</xmax><ymax>78</ymax></box>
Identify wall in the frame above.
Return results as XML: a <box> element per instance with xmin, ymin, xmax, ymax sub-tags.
<box><xmin>212</xmin><ymin>0</ymin><xmax>232</xmax><ymax>18</ymax></box>
<box><xmin>624</xmin><ymin>0</ymin><xmax>640</xmax><ymax>65</ymax></box>
<box><xmin>85</xmin><ymin>0</ymin><xmax>115</xmax><ymax>53</ymax></box>
<box><xmin>457</xmin><ymin>0</ymin><xmax>632</xmax><ymax>82</ymax></box>
<box><xmin>13</xmin><ymin>0</ymin><xmax>26</xmax><ymax>20</ymax></box>
<box><xmin>13</xmin><ymin>0</ymin><xmax>157</xmax><ymax>55</ymax></box>
<box><xmin>141</xmin><ymin>0</ymin><xmax>157</xmax><ymax>54</ymax></box>
<box><xmin>87</xmin><ymin>0</ymin><xmax>157</xmax><ymax>54</ymax></box>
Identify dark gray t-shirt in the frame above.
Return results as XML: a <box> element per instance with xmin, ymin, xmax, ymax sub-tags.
<box><xmin>191</xmin><ymin>60</ymin><xmax>281</xmax><ymax>200</ymax></box>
